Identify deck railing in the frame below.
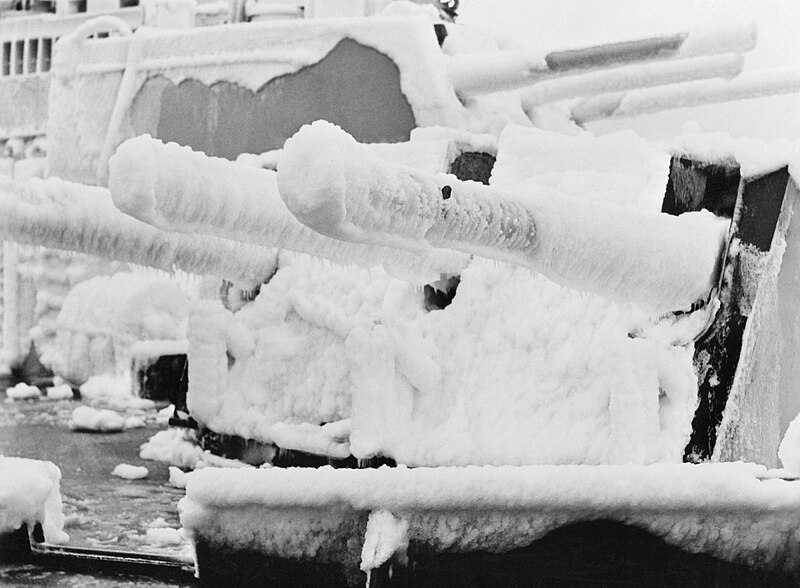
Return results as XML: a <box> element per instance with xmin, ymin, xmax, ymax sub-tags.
<box><xmin>0</xmin><ymin>5</ymin><xmax>141</xmax><ymax>77</ymax></box>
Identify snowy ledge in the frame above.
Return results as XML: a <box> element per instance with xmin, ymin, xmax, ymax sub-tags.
<box><xmin>180</xmin><ymin>463</ymin><xmax>800</xmax><ymax>571</ymax></box>
<box><xmin>670</xmin><ymin>131</ymin><xmax>800</xmax><ymax>180</ymax></box>
<box><xmin>0</xmin><ymin>457</ymin><xmax>69</xmax><ymax>545</ymax></box>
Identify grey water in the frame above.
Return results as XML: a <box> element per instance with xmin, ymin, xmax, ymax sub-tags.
<box><xmin>0</xmin><ymin>395</ymin><xmax>195</xmax><ymax>587</ymax></box>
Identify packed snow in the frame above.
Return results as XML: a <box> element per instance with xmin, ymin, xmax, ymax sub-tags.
<box><xmin>144</xmin><ymin>526</ymin><xmax>185</xmax><ymax>547</ymax></box>
<box><xmin>45</xmin><ymin>384</ymin><xmax>75</xmax><ymax>401</ymax></box>
<box><xmin>69</xmin><ymin>405</ymin><xmax>127</xmax><ymax>432</ymax></box>
<box><xmin>5</xmin><ymin>383</ymin><xmax>41</xmax><ymax>400</ymax></box>
<box><xmin>111</xmin><ymin>463</ymin><xmax>149</xmax><ymax>480</ymax></box>
<box><xmin>488</xmin><ymin>124</ymin><xmax>670</xmax><ymax>209</ymax></box>
<box><xmin>139</xmin><ymin>428</ymin><xmax>253</xmax><ymax>470</ymax></box>
<box><xmin>0</xmin><ymin>457</ymin><xmax>69</xmax><ymax>544</ymax></box>
<box><xmin>168</xmin><ymin>466</ymin><xmax>188</xmax><ymax>489</ymax></box>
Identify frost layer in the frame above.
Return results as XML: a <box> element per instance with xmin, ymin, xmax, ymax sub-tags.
<box><xmin>187</xmin><ymin>254</ymin><xmax>698</xmax><ymax>467</ymax></box>
<box><xmin>50</xmin><ymin>15</ymin><xmax>466</xmax><ymax>183</ymax></box>
<box><xmin>108</xmin><ymin>134</ymin><xmax>468</xmax><ymax>284</ymax></box>
<box><xmin>0</xmin><ymin>174</ymin><xmax>277</xmax><ymax>289</ymax></box>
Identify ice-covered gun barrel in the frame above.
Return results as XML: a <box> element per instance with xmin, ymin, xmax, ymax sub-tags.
<box><xmin>278</xmin><ymin>121</ymin><xmax>727</xmax><ymax>315</ymax></box>
<box><xmin>571</xmin><ymin>66</ymin><xmax>800</xmax><ymax>124</ymax></box>
<box><xmin>448</xmin><ymin>21</ymin><xmax>756</xmax><ymax>96</ymax></box>
<box><xmin>520</xmin><ymin>53</ymin><xmax>745</xmax><ymax>109</ymax></box>
<box><xmin>108</xmin><ymin>135</ymin><xmax>469</xmax><ymax>283</ymax></box>
<box><xmin>0</xmin><ymin>175</ymin><xmax>276</xmax><ymax>288</ymax></box>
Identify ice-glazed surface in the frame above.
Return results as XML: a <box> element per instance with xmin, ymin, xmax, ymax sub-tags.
<box><xmin>109</xmin><ymin>134</ymin><xmax>468</xmax><ymax>285</ymax></box>
<box><xmin>180</xmin><ymin>462</ymin><xmax>800</xmax><ymax>571</ymax></box>
<box><xmin>0</xmin><ymin>456</ymin><xmax>69</xmax><ymax>544</ymax></box>
<box><xmin>0</xmin><ymin>175</ymin><xmax>278</xmax><ymax>288</ymax></box>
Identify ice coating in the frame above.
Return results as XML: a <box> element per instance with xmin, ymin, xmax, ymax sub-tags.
<box><xmin>47</xmin><ymin>273</ymin><xmax>188</xmax><ymax>385</ymax></box>
<box><xmin>0</xmin><ymin>175</ymin><xmax>277</xmax><ymax>288</ymax></box>
<box><xmin>185</xmin><ymin>253</ymin><xmax>699</xmax><ymax>467</ymax></box>
<box><xmin>0</xmin><ymin>457</ymin><xmax>69</xmax><ymax>544</ymax></box>
<box><xmin>180</xmin><ymin>462</ymin><xmax>800</xmax><ymax>572</ymax></box>
<box><xmin>521</xmin><ymin>53</ymin><xmax>744</xmax><ymax>108</ymax></box>
<box><xmin>573</xmin><ymin>67</ymin><xmax>800</xmax><ymax>125</ymax></box>
<box><xmin>278</xmin><ymin>121</ymin><xmax>727</xmax><ymax>314</ymax></box>
<box><xmin>447</xmin><ymin>21</ymin><xmax>755</xmax><ymax>96</ymax></box>
<box><xmin>360</xmin><ymin>510</ymin><xmax>409</xmax><ymax>573</ymax></box>
<box><xmin>185</xmin><ymin>260</ymin><xmax>394</xmax><ymax>446</ymax></box>
<box><xmin>182</xmin><ymin>123</ymin><xmax>710</xmax><ymax>465</ymax></box>
<box><xmin>108</xmin><ymin>135</ymin><xmax>468</xmax><ymax>284</ymax></box>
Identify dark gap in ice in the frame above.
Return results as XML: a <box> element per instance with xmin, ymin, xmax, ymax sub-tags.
<box><xmin>135</xmin><ymin>354</ymin><xmax>188</xmax><ymax>406</ymax></box>
<box><xmin>449</xmin><ymin>151</ymin><xmax>496</xmax><ymax>185</ymax></box>
<box><xmin>424</xmin><ymin>275</ymin><xmax>460</xmax><ymax>311</ymax></box>
<box><xmin>662</xmin><ymin>157</ymin><xmax>740</xmax><ymax>218</ymax></box>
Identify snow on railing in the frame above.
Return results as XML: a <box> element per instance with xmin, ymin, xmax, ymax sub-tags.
<box><xmin>448</xmin><ymin>21</ymin><xmax>756</xmax><ymax>96</ymax></box>
<box><xmin>277</xmin><ymin>120</ymin><xmax>728</xmax><ymax>314</ymax></box>
<box><xmin>571</xmin><ymin>67</ymin><xmax>800</xmax><ymax>124</ymax></box>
